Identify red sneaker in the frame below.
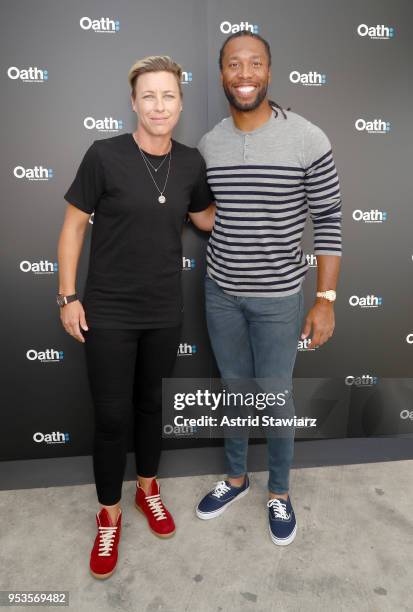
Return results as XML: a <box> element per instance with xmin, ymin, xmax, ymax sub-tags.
<box><xmin>89</xmin><ymin>508</ymin><xmax>122</xmax><ymax>580</ymax></box>
<box><xmin>135</xmin><ymin>479</ymin><xmax>176</xmax><ymax>538</ymax></box>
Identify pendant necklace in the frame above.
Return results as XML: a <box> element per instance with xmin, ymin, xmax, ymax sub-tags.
<box><xmin>142</xmin><ymin>150</ymin><xmax>169</xmax><ymax>173</ymax></box>
<box><xmin>134</xmin><ymin>135</ymin><xmax>172</xmax><ymax>204</ymax></box>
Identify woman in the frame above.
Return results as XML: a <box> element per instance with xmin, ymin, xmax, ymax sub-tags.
<box><xmin>57</xmin><ymin>56</ymin><xmax>215</xmax><ymax>580</ymax></box>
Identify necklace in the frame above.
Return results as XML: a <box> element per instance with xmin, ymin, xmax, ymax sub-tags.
<box><xmin>134</xmin><ymin>136</ymin><xmax>172</xmax><ymax>204</ymax></box>
<box><xmin>140</xmin><ymin>148</ymin><xmax>169</xmax><ymax>173</ymax></box>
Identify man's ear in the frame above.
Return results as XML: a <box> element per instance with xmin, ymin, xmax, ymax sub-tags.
<box><xmin>131</xmin><ymin>94</ymin><xmax>136</xmax><ymax>112</ymax></box>
<box><xmin>268</xmin><ymin>68</ymin><xmax>272</xmax><ymax>85</ymax></box>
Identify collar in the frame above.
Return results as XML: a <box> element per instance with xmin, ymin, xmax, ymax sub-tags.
<box><xmin>224</xmin><ymin>108</ymin><xmax>278</xmax><ymax>136</ymax></box>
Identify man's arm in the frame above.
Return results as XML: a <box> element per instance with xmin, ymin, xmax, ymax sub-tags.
<box><xmin>314</xmin><ymin>255</ymin><xmax>341</xmax><ymax>303</ymax></box>
<box><xmin>301</xmin><ymin>255</ymin><xmax>341</xmax><ymax>347</ymax></box>
<box><xmin>301</xmin><ymin>124</ymin><xmax>342</xmax><ymax>348</ymax></box>
<box><xmin>188</xmin><ymin>203</ymin><xmax>216</xmax><ymax>232</ymax></box>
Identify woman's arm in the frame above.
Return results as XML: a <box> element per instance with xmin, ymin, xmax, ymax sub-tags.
<box><xmin>188</xmin><ymin>202</ymin><xmax>216</xmax><ymax>232</ymax></box>
<box><xmin>57</xmin><ymin>203</ymin><xmax>91</xmax><ymax>342</ymax></box>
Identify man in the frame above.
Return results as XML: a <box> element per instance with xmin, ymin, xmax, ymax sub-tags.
<box><xmin>195</xmin><ymin>31</ymin><xmax>342</xmax><ymax>546</ymax></box>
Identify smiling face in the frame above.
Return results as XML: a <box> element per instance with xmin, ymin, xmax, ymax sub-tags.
<box><xmin>220</xmin><ymin>36</ymin><xmax>271</xmax><ymax>112</ymax></box>
<box><xmin>131</xmin><ymin>70</ymin><xmax>182</xmax><ymax>137</ymax></box>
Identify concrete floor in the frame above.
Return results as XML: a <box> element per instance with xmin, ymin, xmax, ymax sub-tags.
<box><xmin>0</xmin><ymin>460</ymin><xmax>412</xmax><ymax>612</ymax></box>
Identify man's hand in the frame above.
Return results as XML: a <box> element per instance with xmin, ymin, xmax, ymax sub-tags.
<box><xmin>60</xmin><ymin>300</ymin><xmax>89</xmax><ymax>343</ymax></box>
<box><xmin>301</xmin><ymin>300</ymin><xmax>335</xmax><ymax>348</ymax></box>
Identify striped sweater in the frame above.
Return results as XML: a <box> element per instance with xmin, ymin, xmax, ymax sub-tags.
<box><xmin>197</xmin><ymin>109</ymin><xmax>342</xmax><ymax>296</ymax></box>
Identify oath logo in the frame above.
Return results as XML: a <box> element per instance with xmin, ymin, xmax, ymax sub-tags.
<box><xmin>289</xmin><ymin>71</ymin><xmax>327</xmax><ymax>86</ymax></box>
<box><xmin>33</xmin><ymin>431</ymin><xmax>70</xmax><ymax>444</ymax></box>
<box><xmin>13</xmin><ymin>166</ymin><xmax>53</xmax><ymax>180</ymax></box>
<box><xmin>355</xmin><ymin>118</ymin><xmax>391</xmax><ymax>134</ymax></box>
<box><xmin>357</xmin><ymin>24</ymin><xmax>395</xmax><ymax>39</ymax></box>
<box><xmin>349</xmin><ymin>295</ymin><xmax>383</xmax><ymax>308</ymax></box>
<box><xmin>80</xmin><ymin>16</ymin><xmax>120</xmax><ymax>32</ymax></box>
<box><xmin>20</xmin><ymin>260</ymin><xmax>58</xmax><ymax>275</ymax></box>
<box><xmin>220</xmin><ymin>21</ymin><xmax>259</xmax><ymax>34</ymax></box>
<box><xmin>26</xmin><ymin>349</ymin><xmax>64</xmax><ymax>363</ymax></box>
<box><xmin>83</xmin><ymin>116</ymin><xmax>124</xmax><ymax>132</ymax></box>
<box><xmin>345</xmin><ymin>374</ymin><xmax>378</xmax><ymax>387</ymax></box>
<box><xmin>406</xmin><ymin>333</ymin><xmax>413</xmax><ymax>344</ymax></box>
<box><xmin>7</xmin><ymin>66</ymin><xmax>48</xmax><ymax>82</ymax></box>
<box><xmin>306</xmin><ymin>254</ymin><xmax>317</xmax><ymax>268</ymax></box>
<box><xmin>182</xmin><ymin>256</ymin><xmax>196</xmax><ymax>270</ymax></box>
<box><xmin>352</xmin><ymin>209</ymin><xmax>387</xmax><ymax>223</ymax></box>
<box><xmin>163</xmin><ymin>423</ymin><xmax>196</xmax><ymax>436</ymax></box>
<box><xmin>177</xmin><ymin>343</ymin><xmax>197</xmax><ymax>357</ymax></box>
<box><xmin>181</xmin><ymin>71</ymin><xmax>193</xmax><ymax>85</ymax></box>
<box><xmin>400</xmin><ymin>410</ymin><xmax>413</xmax><ymax>420</ymax></box>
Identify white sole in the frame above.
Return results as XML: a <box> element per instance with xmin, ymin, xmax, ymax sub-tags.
<box><xmin>268</xmin><ymin>522</ymin><xmax>297</xmax><ymax>546</ymax></box>
<box><xmin>196</xmin><ymin>486</ymin><xmax>250</xmax><ymax>520</ymax></box>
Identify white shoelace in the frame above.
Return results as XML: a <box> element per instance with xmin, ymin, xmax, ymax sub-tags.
<box><xmin>211</xmin><ymin>480</ymin><xmax>231</xmax><ymax>498</ymax></box>
<box><xmin>267</xmin><ymin>498</ymin><xmax>291</xmax><ymax>520</ymax></box>
<box><xmin>146</xmin><ymin>494</ymin><xmax>167</xmax><ymax>521</ymax></box>
<box><xmin>98</xmin><ymin>526</ymin><xmax>117</xmax><ymax>556</ymax></box>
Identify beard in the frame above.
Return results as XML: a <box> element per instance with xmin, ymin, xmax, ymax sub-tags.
<box><xmin>223</xmin><ymin>80</ymin><xmax>269</xmax><ymax>112</ymax></box>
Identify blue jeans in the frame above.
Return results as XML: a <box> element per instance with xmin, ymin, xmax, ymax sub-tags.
<box><xmin>205</xmin><ymin>275</ymin><xmax>304</xmax><ymax>493</ymax></box>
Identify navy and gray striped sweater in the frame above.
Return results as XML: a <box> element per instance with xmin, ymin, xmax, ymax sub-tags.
<box><xmin>198</xmin><ymin>109</ymin><xmax>342</xmax><ymax>296</ymax></box>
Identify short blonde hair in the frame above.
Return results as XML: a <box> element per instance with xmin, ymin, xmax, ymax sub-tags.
<box><xmin>128</xmin><ymin>55</ymin><xmax>183</xmax><ymax>99</ymax></box>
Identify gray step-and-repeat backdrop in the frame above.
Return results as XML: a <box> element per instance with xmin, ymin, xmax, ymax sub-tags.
<box><xmin>1</xmin><ymin>0</ymin><xmax>412</xmax><ymax>461</ymax></box>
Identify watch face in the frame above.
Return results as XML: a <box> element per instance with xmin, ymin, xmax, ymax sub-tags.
<box><xmin>326</xmin><ymin>290</ymin><xmax>336</xmax><ymax>300</ymax></box>
<box><xmin>56</xmin><ymin>295</ymin><xmax>64</xmax><ymax>306</ymax></box>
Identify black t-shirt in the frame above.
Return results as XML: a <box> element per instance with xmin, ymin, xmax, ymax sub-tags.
<box><xmin>64</xmin><ymin>133</ymin><xmax>213</xmax><ymax>329</ymax></box>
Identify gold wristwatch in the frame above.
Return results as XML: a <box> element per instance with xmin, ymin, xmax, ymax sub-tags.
<box><xmin>316</xmin><ymin>290</ymin><xmax>336</xmax><ymax>302</ymax></box>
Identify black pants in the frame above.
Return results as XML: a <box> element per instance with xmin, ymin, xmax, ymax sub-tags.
<box><xmin>83</xmin><ymin>325</ymin><xmax>181</xmax><ymax>506</ymax></box>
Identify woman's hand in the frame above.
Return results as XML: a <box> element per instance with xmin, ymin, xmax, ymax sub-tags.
<box><xmin>60</xmin><ymin>300</ymin><xmax>89</xmax><ymax>343</ymax></box>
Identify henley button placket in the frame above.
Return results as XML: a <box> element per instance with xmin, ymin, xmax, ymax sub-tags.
<box><xmin>244</xmin><ymin>134</ymin><xmax>249</xmax><ymax>161</ymax></box>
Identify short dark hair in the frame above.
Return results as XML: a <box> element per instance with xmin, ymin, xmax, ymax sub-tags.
<box><xmin>218</xmin><ymin>31</ymin><xmax>290</xmax><ymax>120</ymax></box>
<box><xmin>219</xmin><ymin>30</ymin><xmax>272</xmax><ymax>70</ymax></box>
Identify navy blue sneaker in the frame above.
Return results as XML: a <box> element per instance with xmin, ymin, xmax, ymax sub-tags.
<box><xmin>267</xmin><ymin>496</ymin><xmax>297</xmax><ymax>545</ymax></box>
<box><xmin>196</xmin><ymin>476</ymin><xmax>250</xmax><ymax>520</ymax></box>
